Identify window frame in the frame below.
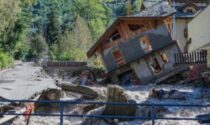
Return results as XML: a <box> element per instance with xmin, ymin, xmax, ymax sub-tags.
<box><xmin>159</xmin><ymin>51</ymin><xmax>169</xmax><ymax>64</ymax></box>
<box><xmin>112</xmin><ymin>49</ymin><xmax>126</xmax><ymax>66</ymax></box>
<box><xmin>139</xmin><ymin>35</ymin><xmax>152</xmax><ymax>52</ymax></box>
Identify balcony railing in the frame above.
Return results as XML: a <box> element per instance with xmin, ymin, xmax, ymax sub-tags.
<box><xmin>175</xmin><ymin>50</ymin><xmax>207</xmax><ymax>64</ymax></box>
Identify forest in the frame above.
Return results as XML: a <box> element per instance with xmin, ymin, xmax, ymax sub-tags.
<box><xmin>0</xmin><ymin>0</ymin><xmax>142</xmax><ymax>69</ymax></box>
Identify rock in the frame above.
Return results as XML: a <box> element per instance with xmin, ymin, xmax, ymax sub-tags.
<box><xmin>196</xmin><ymin>114</ymin><xmax>210</xmax><ymax>123</ymax></box>
<box><xmin>59</xmin><ymin>83</ymin><xmax>105</xmax><ymax>99</ymax></box>
<box><xmin>102</xmin><ymin>85</ymin><xmax>137</xmax><ymax>121</ymax></box>
<box><xmin>69</xmin><ymin>104</ymin><xmax>101</xmax><ymax>115</ymax></box>
<box><xmin>35</xmin><ymin>89</ymin><xmax>62</xmax><ymax>113</ymax></box>
<box><xmin>170</xmin><ymin>91</ymin><xmax>186</xmax><ymax>100</ymax></box>
<box><xmin>149</xmin><ymin>89</ymin><xmax>186</xmax><ymax>100</ymax></box>
<box><xmin>136</xmin><ymin>102</ymin><xmax>169</xmax><ymax>118</ymax></box>
<box><xmin>81</xmin><ymin>106</ymin><xmax>107</xmax><ymax>125</ymax></box>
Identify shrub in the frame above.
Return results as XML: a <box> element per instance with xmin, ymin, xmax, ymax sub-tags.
<box><xmin>0</xmin><ymin>51</ymin><xmax>13</xmax><ymax>69</ymax></box>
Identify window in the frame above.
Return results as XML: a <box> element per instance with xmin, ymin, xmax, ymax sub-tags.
<box><xmin>184</xmin><ymin>28</ymin><xmax>188</xmax><ymax>38</ymax></box>
<box><xmin>112</xmin><ymin>49</ymin><xmax>125</xmax><ymax>65</ymax></box>
<box><xmin>139</xmin><ymin>36</ymin><xmax>152</xmax><ymax>52</ymax></box>
<box><xmin>110</xmin><ymin>30</ymin><xmax>121</xmax><ymax>41</ymax></box>
<box><xmin>148</xmin><ymin>57</ymin><xmax>162</xmax><ymax>74</ymax></box>
<box><xmin>159</xmin><ymin>52</ymin><xmax>168</xmax><ymax>63</ymax></box>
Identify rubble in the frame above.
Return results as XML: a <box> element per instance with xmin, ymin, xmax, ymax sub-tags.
<box><xmin>149</xmin><ymin>89</ymin><xmax>186</xmax><ymax>100</ymax></box>
<box><xmin>136</xmin><ymin>102</ymin><xmax>169</xmax><ymax>118</ymax></box>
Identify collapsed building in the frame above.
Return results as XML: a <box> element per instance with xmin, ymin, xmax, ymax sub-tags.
<box><xmin>87</xmin><ymin>2</ymin><xmax>186</xmax><ymax>84</ymax></box>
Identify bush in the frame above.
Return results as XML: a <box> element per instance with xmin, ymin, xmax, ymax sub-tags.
<box><xmin>0</xmin><ymin>51</ymin><xmax>13</xmax><ymax>69</ymax></box>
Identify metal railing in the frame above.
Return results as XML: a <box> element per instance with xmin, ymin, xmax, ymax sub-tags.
<box><xmin>175</xmin><ymin>50</ymin><xmax>207</xmax><ymax>64</ymax></box>
<box><xmin>0</xmin><ymin>100</ymin><xmax>209</xmax><ymax>125</ymax></box>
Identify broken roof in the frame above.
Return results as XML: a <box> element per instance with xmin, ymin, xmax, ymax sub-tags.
<box><xmin>87</xmin><ymin>1</ymin><xmax>175</xmax><ymax>58</ymax></box>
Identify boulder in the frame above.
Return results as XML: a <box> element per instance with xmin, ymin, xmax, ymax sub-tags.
<box><xmin>102</xmin><ymin>85</ymin><xmax>137</xmax><ymax>120</ymax></box>
<box><xmin>35</xmin><ymin>89</ymin><xmax>62</xmax><ymax>113</ymax></box>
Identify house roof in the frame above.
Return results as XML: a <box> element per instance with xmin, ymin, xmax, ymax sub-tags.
<box><xmin>87</xmin><ymin>1</ymin><xmax>175</xmax><ymax>58</ymax></box>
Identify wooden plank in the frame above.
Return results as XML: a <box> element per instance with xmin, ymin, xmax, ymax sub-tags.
<box><xmin>120</xmin><ymin>21</ymin><xmax>133</xmax><ymax>39</ymax></box>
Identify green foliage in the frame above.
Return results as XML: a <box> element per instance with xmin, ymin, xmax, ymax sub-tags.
<box><xmin>27</xmin><ymin>34</ymin><xmax>48</xmax><ymax>59</ymax></box>
<box><xmin>0</xmin><ymin>0</ymin><xmax>36</xmax><ymax>67</ymax></box>
<box><xmin>70</xmin><ymin>0</ymin><xmax>113</xmax><ymax>40</ymax></box>
<box><xmin>0</xmin><ymin>50</ymin><xmax>13</xmax><ymax>69</ymax></box>
<box><xmin>1</xmin><ymin>0</ymin><xmax>144</xmax><ymax>69</ymax></box>
<box><xmin>50</xmin><ymin>16</ymin><xmax>91</xmax><ymax>61</ymax></box>
<box><xmin>45</xmin><ymin>2</ymin><xmax>61</xmax><ymax>45</ymax></box>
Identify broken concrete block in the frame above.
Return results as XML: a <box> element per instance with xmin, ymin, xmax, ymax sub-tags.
<box><xmin>58</xmin><ymin>82</ymin><xmax>106</xmax><ymax>99</ymax></box>
<box><xmin>35</xmin><ymin>89</ymin><xmax>62</xmax><ymax>113</ymax></box>
<box><xmin>102</xmin><ymin>85</ymin><xmax>137</xmax><ymax>120</ymax></box>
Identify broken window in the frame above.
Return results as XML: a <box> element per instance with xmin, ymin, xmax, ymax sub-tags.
<box><xmin>159</xmin><ymin>52</ymin><xmax>168</xmax><ymax>63</ymax></box>
<box><xmin>148</xmin><ymin>57</ymin><xmax>162</xmax><ymax>74</ymax></box>
<box><xmin>186</xmin><ymin>8</ymin><xmax>193</xmax><ymax>13</ymax></box>
<box><xmin>110</xmin><ymin>30</ymin><xmax>121</xmax><ymax>41</ymax></box>
<box><xmin>112</xmin><ymin>49</ymin><xmax>126</xmax><ymax>65</ymax></box>
<box><xmin>184</xmin><ymin>28</ymin><xmax>188</xmax><ymax>38</ymax></box>
<box><xmin>139</xmin><ymin>36</ymin><xmax>152</xmax><ymax>52</ymax></box>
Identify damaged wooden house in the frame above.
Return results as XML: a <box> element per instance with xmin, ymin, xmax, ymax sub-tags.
<box><xmin>87</xmin><ymin>2</ymin><xmax>186</xmax><ymax>84</ymax></box>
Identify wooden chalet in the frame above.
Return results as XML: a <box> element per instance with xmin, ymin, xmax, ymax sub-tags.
<box><xmin>87</xmin><ymin>2</ymin><xmax>185</xmax><ymax>84</ymax></box>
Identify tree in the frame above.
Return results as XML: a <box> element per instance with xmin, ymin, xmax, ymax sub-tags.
<box><xmin>45</xmin><ymin>3</ymin><xmax>61</xmax><ymax>45</ymax></box>
<box><xmin>27</xmin><ymin>34</ymin><xmax>48</xmax><ymax>59</ymax></box>
<box><xmin>70</xmin><ymin>0</ymin><xmax>113</xmax><ymax>40</ymax></box>
<box><xmin>74</xmin><ymin>15</ymin><xmax>93</xmax><ymax>49</ymax></box>
<box><xmin>0</xmin><ymin>0</ymin><xmax>36</xmax><ymax>61</ymax></box>
<box><xmin>50</xmin><ymin>16</ymin><xmax>92</xmax><ymax>61</ymax></box>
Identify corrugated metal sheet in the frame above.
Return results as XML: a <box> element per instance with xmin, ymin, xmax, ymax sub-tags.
<box><xmin>103</xmin><ymin>25</ymin><xmax>175</xmax><ymax>72</ymax></box>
